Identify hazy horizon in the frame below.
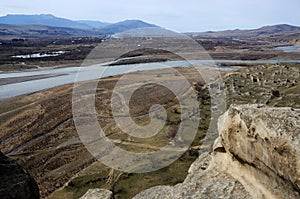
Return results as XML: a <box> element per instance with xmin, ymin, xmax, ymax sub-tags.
<box><xmin>0</xmin><ymin>0</ymin><xmax>299</xmax><ymax>32</ymax></box>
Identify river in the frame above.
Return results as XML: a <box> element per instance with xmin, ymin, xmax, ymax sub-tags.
<box><xmin>276</xmin><ymin>44</ymin><xmax>300</xmax><ymax>53</ymax></box>
<box><xmin>0</xmin><ymin>59</ymin><xmax>300</xmax><ymax>99</ymax></box>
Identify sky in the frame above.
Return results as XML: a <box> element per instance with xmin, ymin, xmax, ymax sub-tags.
<box><xmin>0</xmin><ymin>0</ymin><xmax>299</xmax><ymax>32</ymax></box>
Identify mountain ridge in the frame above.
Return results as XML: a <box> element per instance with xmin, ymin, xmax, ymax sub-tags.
<box><xmin>189</xmin><ymin>24</ymin><xmax>300</xmax><ymax>37</ymax></box>
<box><xmin>0</xmin><ymin>14</ymin><xmax>299</xmax><ymax>38</ymax></box>
<box><xmin>0</xmin><ymin>14</ymin><xmax>156</xmax><ymax>31</ymax></box>
<box><xmin>0</xmin><ymin>14</ymin><xmax>92</xmax><ymax>29</ymax></box>
<box><xmin>0</xmin><ymin>14</ymin><xmax>159</xmax><ymax>36</ymax></box>
<box><xmin>95</xmin><ymin>19</ymin><xmax>158</xmax><ymax>34</ymax></box>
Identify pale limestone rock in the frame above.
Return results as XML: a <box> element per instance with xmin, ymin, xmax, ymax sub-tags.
<box><xmin>134</xmin><ymin>152</ymin><xmax>251</xmax><ymax>199</ymax></box>
<box><xmin>80</xmin><ymin>188</ymin><xmax>112</xmax><ymax>199</ymax></box>
<box><xmin>134</xmin><ymin>105</ymin><xmax>300</xmax><ymax>199</ymax></box>
<box><xmin>219</xmin><ymin>104</ymin><xmax>300</xmax><ymax>192</ymax></box>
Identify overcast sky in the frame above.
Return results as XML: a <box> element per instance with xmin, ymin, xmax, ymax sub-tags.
<box><xmin>0</xmin><ymin>0</ymin><xmax>299</xmax><ymax>32</ymax></box>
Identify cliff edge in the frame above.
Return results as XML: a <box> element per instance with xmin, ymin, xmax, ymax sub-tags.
<box><xmin>133</xmin><ymin>104</ymin><xmax>300</xmax><ymax>199</ymax></box>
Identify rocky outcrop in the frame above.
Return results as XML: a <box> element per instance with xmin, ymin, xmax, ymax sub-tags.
<box><xmin>219</xmin><ymin>104</ymin><xmax>300</xmax><ymax>193</ymax></box>
<box><xmin>134</xmin><ymin>104</ymin><xmax>300</xmax><ymax>199</ymax></box>
<box><xmin>79</xmin><ymin>188</ymin><xmax>112</xmax><ymax>199</ymax></box>
<box><xmin>0</xmin><ymin>152</ymin><xmax>40</xmax><ymax>199</ymax></box>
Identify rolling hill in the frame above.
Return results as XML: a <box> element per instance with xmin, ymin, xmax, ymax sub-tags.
<box><xmin>188</xmin><ymin>24</ymin><xmax>300</xmax><ymax>43</ymax></box>
<box><xmin>0</xmin><ymin>24</ymin><xmax>97</xmax><ymax>37</ymax></box>
<box><xmin>189</xmin><ymin>24</ymin><xmax>300</xmax><ymax>38</ymax></box>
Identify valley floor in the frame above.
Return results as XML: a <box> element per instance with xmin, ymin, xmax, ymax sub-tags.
<box><xmin>0</xmin><ymin>62</ymin><xmax>299</xmax><ymax>198</ymax></box>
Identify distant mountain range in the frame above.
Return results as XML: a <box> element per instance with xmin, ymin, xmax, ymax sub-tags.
<box><xmin>0</xmin><ymin>14</ymin><xmax>299</xmax><ymax>40</ymax></box>
<box><xmin>0</xmin><ymin>14</ymin><xmax>94</xmax><ymax>29</ymax></box>
<box><xmin>189</xmin><ymin>24</ymin><xmax>300</xmax><ymax>38</ymax></box>
<box><xmin>92</xmin><ymin>20</ymin><xmax>158</xmax><ymax>34</ymax></box>
<box><xmin>76</xmin><ymin>20</ymin><xmax>112</xmax><ymax>28</ymax></box>
<box><xmin>0</xmin><ymin>14</ymin><xmax>158</xmax><ymax>36</ymax></box>
<box><xmin>187</xmin><ymin>24</ymin><xmax>300</xmax><ymax>43</ymax></box>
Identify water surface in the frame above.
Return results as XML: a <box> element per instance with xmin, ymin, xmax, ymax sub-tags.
<box><xmin>276</xmin><ymin>44</ymin><xmax>300</xmax><ymax>53</ymax></box>
<box><xmin>1</xmin><ymin>59</ymin><xmax>299</xmax><ymax>99</ymax></box>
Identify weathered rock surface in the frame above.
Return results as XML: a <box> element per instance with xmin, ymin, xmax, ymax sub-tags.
<box><xmin>79</xmin><ymin>188</ymin><xmax>112</xmax><ymax>199</ymax></box>
<box><xmin>219</xmin><ymin>104</ymin><xmax>300</xmax><ymax>194</ymax></box>
<box><xmin>133</xmin><ymin>104</ymin><xmax>300</xmax><ymax>199</ymax></box>
<box><xmin>0</xmin><ymin>152</ymin><xmax>40</xmax><ymax>199</ymax></box>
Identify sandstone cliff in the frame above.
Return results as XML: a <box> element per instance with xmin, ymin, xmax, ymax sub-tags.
<box><xmin>133</xmin><ymin>104</ymin><xmax>300</xmax><ymax>199</ymax></box>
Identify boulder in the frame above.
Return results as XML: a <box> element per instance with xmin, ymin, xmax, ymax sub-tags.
<box><xmin>0</xmin><ymin>152</ymin><xmax>40</xmax><ymax>199</ymax></box>
<box><xmin>80</xmin><ymin>188</ymin><xmax>113</xmax><ymax>199</ymax></box>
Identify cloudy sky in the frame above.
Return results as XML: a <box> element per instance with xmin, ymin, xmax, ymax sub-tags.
<box><xmin>0</xmin><ymin>0</ymin><xmax>299</xmax><ymax>32</ymax></box>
